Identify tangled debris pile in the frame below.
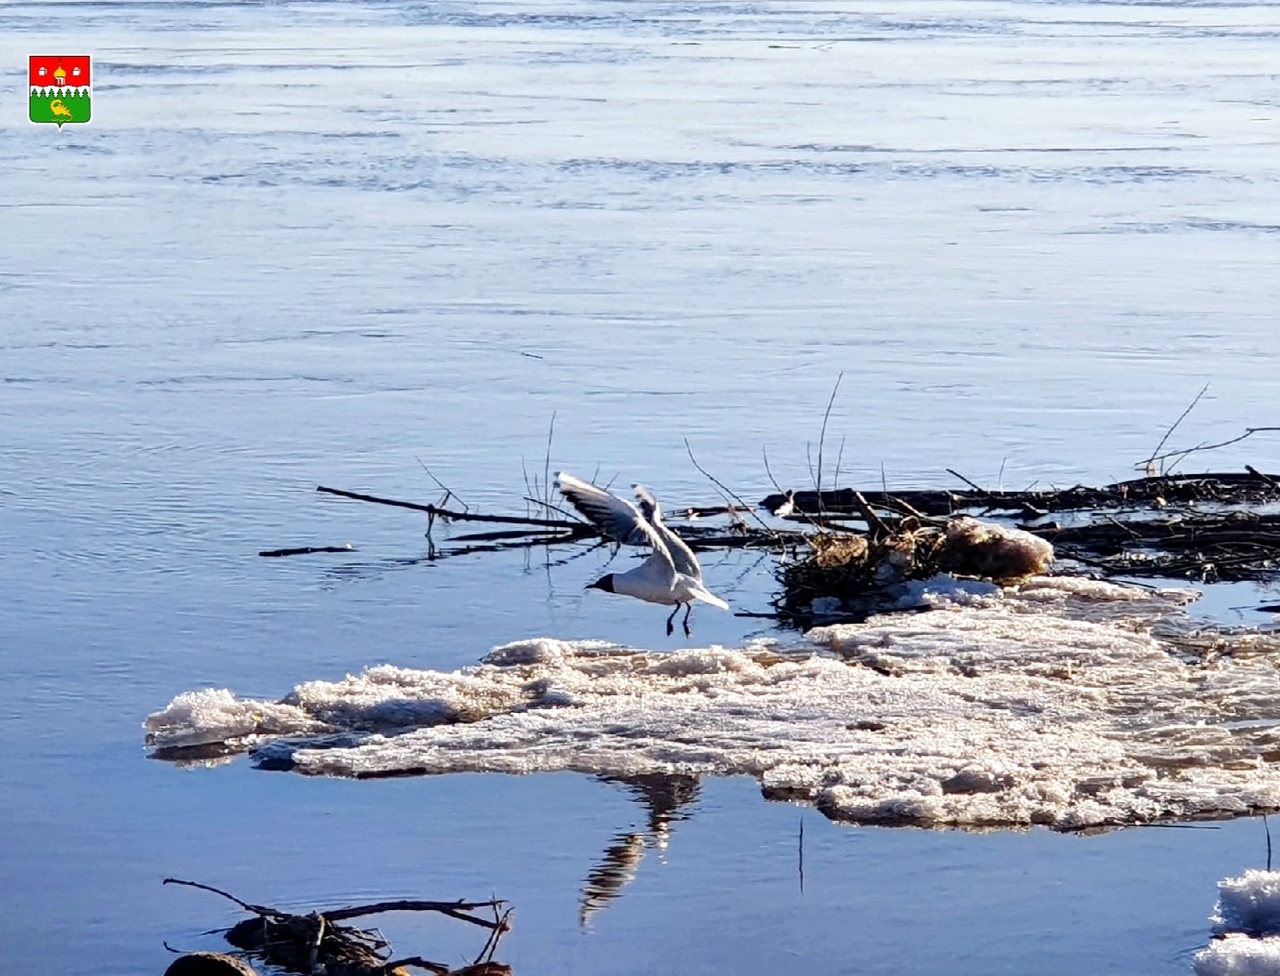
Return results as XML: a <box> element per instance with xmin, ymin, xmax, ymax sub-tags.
<box><xmin>759</xmin><ymin>471</ymin><xmax>1280</xmax><ymax>520</ymax></box>
<box><xmin>775</xmin><ymin>517</ymin><xmax>1054</xmax><ymax>624</ymax></box>
<box><xmin>763</xmin><ymin>471</ymin><xmax>1280</xmax><ymax>624</ymax></box>
<box><xmin>162</xmin><ymin>879</ymin><xmax>511</xmax><ymax>976</ymax></box>
<box><xmin>310</xmin><ymin>469</ymin><xmax>1280</xmax><ymax>625</ymax></box>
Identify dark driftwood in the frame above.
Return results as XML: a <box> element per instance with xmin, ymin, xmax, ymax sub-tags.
<box><xmin>259</xmin><ymin>545</ymin><xmax>356</xmax><ymax>557</ymax></box>
<box><xmin>318</xmin><ymin>484</ymin><xmax>585</xmax><ymax>531</ymax></box>
<box><xmin>314</xmin><ymin>471</ymin><xmax>1280</xmax><ymax>597</ymax></box>
<box><xmin>164</xmin><ymin>878</ymin><xmax>511</xmax><ymax>976</ymax></box>
<box><xmin>760</xmin><ymin>471</ymin><xmax>1280</xmax><ymax>518</ymax></box>
<box><xmin>316</xmin><ymin>484</ymin><xmax>803</xmax><ymax>555</ymax></box>
<box><xmin>1040</xmin><ymin>511</ymin><xmax>1280</xmax><ymax>581</ymax></box>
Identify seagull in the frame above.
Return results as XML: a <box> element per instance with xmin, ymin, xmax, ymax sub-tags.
<box><xmin>556</xmin><ymin>471</ymin><xmax>729</xmax><ymax>636</ymax></box>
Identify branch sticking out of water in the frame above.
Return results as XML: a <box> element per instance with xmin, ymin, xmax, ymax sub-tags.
<box><xmin>1142</xmin><ymin>383</ymin><xmax>1210</xmax><ymax>475</ymax></box>
<box><xmin>1141</xmin><ymin>426</ymin><xmax>1280</xmax><ymax>474</ymax></box>
<box><xmin>683</xmin><ymin>438</ymin><xmax>777</xmax><ymax>537</ymax></box>
<box><xmin>815</xmin><ymin>372</ymin><xmax>843</xmax><ymax>515</ymax></box>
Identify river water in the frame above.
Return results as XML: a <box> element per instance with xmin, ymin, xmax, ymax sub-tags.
<box><xmin>3</xmin><ymin>1</ymin><xmax>1280</xmax><ymax>973</ymax></box>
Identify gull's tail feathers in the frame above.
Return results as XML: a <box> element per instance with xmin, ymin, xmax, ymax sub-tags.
<box><xmin>684</xmin><ymin>578</ymin><xmax>730</xmax><ymax>611</ymax></box>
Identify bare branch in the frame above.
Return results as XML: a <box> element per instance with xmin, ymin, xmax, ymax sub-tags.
<box><xmin>1144</xmin><ymin>427</ymin><xmax>1280</xmax><ymax>471</ymax></box>
<box><xmin>416</xmin><ymin>457</ymin><xmax>469</xmax><ymax>512</ymax></box>
<box><xmin>1142</xmin><ymin>383</ymin><xmax>1211</xmax><ymax>474</ymax></box>
<box><xmin>323</xmin><ymin>899</ymin><xmax>508</xmax><ymax>931</ymax></box>
<box><xmin>946</xmin><ymin>468</ymin><xmax>985</xmax><ymax>493</ymax></box>
<box><xmin>761</xmin><ymin>447</ymin><xmax>785</xmax><ymax>495</ymax></box>
<box><xmin>543</xmin><ymin>410</ymin><xmax>557</xmax><ymax>509</ymax></box>
<box><xmin>684</xmin><ymin>438</ymin><xmax>776</xmax><ymax>536</ymax></box>
<box><xmin>815</xmin><ymin>372</ymin><xmax>844</xmax><ymax>514</ymax></box>
<box><xmin>317</xmin><ymin>485</ymin><xmax>580</xmax><ymax>530</ymax></box>
<box><xmin>163</xmin><ymin>878</ymin><xmax>284</xmax><ymax>919</ymax></box>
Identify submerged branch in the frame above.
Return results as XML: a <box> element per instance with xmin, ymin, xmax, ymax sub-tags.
<box><xmin>317</xmin><ymin>484</ymin><xmax>584</xmax><ymax>530</ymax></box>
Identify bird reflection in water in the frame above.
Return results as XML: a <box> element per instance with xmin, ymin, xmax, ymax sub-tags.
<box><xmin>578</xmin><ymin>773</ymin><xmax>702</xmax><ymax>926</ymax></box>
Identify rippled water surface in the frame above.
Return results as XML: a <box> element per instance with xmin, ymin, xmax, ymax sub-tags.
<box><xmin>4</xmin><ymin>1</ymin><xmax>1280</xmax><ymax>973</ymax></box>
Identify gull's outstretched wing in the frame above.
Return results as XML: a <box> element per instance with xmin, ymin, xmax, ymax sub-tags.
<box><xmin>557</xmin><ymin>472</ymin><xmax>671</xmax><ymax>562</ymax></box>
<box><xmin>634</xmin><ymin>483</ymin><xmax>702</xmax><ymax>580</ymax></box>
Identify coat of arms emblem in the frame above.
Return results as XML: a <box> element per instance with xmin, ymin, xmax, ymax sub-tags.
<box><xmin>29</xmin><ymin>56</ymin><xmax>91</xmax><ymax>128</ymax></box>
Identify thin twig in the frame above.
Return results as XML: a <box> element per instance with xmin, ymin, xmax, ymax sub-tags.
<box><xmin>815</xmin><ymin>372</ymin><xmax>844</xmax><ymax>515</ymax></box>
<box><xmin>1147</xmin><ymin>427</ymin><xmax>1280</xmax><ymax>471</ymax></box>
<box><xmin>1143</xmin><ymin>383</ymin><xmax>1210</xmax><ymax>474</ymax></box>
<box><xmin>762</xmin><ymin>446</ymin><xmax>822</xmax><ymax>530</ymax></box>
<box><xmin>523</xmin><ymin>495</ymin><xmax>587</xmax><ymax>522</ymax></box>
<box><xmin>684</xmin><ymin>439</ymin><xmax>776</xmax><ymax>536</ymax></box>
<box><xmin>762</xmin><ymin>447</ymin><xmax>785</xmax><ymax>496</ymax></box>
<box><xmin>798</xmin><ymin>816</ymin><xmax>805</xmax><ymax>896</ymax></box>
<box><xmin>519</xmin><ymin>457</ymin><xmax>535</xmax><ymax>519</ymax></box>
<box><xmin>416</xmin><ymin>458</ymin><xmax>469</xmax><ymax>512</ymax></box>
<box><xmin>1266</xmin><ymin>813</ymin><xmax>1273</xmax><ymax>872</ymax></box>
<box><xmin>832</xmin><ymin>434</ymin><xmax>847</xmax><ymax>496</ymax></box>
<box><xmin>543</xmin><ymin>411</ymin><xmax>557</xmax><ymax>510</ymax></box>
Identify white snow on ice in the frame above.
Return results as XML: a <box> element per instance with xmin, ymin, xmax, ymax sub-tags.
<box><xmin>1213</xmin><ymin>871</ymin><xmax>1280</xmax><ymax>938</ymax></box>
<box><xmin>1195</xmin><ymin>935</ymin><xmax>1280</xmax><ymax>976</ymax></box>
<box><xmin>144</xmin><ymin>576</ymin><xmax>1280</xmax><ymax>831</ymax></box>
<box><xmin>1196</xmin><ymin>871</ymin><xmax>1280</xmax><ymax>976</ymax></box>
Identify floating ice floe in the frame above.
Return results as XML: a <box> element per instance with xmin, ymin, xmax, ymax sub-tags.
<box><xmin>144</xmin><ymin>575</ymin><xmax>1280</xmax><ymax>832</ymax></box>
<box><xmin>1195</xmin><ymin>871</ymin><xmax>1280</xmax><ymax>976</ymax></box>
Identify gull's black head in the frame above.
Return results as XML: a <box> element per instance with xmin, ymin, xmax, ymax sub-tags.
<box><xmin>586</xmin><ymin>574</ymin><xmax>616</xmax><ymax>594</ymax></box>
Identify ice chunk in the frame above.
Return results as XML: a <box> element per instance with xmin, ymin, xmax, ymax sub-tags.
<box><xmin>1214</xmin><ymin>871</ymin><xmax>1280</xmax><ymax>938</ymax></box>
<box><xmin>1194</xmin><ymin>933</ymin><xmax>1280</xmax><ymax>976</ymax></box>
<box><xmin>1197</xmin><ymin>872</ymin><xmax>1280</xmax><ymax>976</ymax></box>
<box><xmin>143</xmin><ymin>577</ymin><xmax>1280</xmax><ymax>831</ymax></box>
<box><xmin>143</xmin><ymin>688</ymin><xmax>321</xmax><ymax>749</ymax></box>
